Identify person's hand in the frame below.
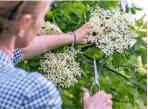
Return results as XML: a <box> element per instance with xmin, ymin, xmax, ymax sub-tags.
<box><xmin>73</xmin><ymin>23</ymin><xmax>89</xmax><ymax>44</ymax></box>
<box><xmin>83</xmin><ymin>88</ymin><xmax>113</xmax><ymax>109</ymax></box>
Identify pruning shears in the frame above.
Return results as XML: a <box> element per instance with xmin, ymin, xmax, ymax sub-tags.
<box><xmin>91</xmin><ymin>58</ymin><xmax>104</xmax><ymax>93</ymax></box>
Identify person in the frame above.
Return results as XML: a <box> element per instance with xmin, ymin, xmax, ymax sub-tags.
<box><xmin>0</xmin><ymin>1</ymin><xmax>112</xmax><ymax>109</ymax></box>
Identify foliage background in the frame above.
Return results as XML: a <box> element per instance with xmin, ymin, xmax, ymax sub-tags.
<box><xmin>18</xmin><ymin>1</ymin><xmax>147</xmax><ymax>109</ymax></box>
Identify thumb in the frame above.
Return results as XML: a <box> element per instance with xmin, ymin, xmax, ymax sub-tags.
<box><xmin>83</xmin><ymin>88</ymin><xmax>91</xmax><ymax>103</ymax></box>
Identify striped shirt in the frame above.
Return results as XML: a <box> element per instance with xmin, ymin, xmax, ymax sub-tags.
<box><xmin>0</xmin><ymin>49</ymin><xmax>62</xmax><ymax>109</ymax></box>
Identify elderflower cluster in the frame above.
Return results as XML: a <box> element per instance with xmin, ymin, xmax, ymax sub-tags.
<box><xmin>39</xmin><ymin>21</ymin><xmax>63</xmax><ymax>35</ymax></box>
<box><xmin>39</xmin><ymin>21</ymin><xmax>82</xmax><ymax>88</ymax></box>
<box><xmin>39</xmin><ymin>50</ymin><xmax>83</xmax><ymax>88</ymax></box>
<box><xmin>84</xmin><ymin>6</ymin><xmax>137</xmax><ymax>56</ymax></box>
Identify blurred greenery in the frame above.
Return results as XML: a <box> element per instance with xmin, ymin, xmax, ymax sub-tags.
<box><xmin>18</xmin><ymin>1</ymin><xmax>147</xmax><ymax>109</ymax></box>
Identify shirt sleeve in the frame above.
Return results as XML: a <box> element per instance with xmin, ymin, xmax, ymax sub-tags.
<box><xmin>22</xmin><ymin>72</ymin><xmax>63</xmax><ymax>109</ymax></box>
<box><xmin>11</xmin><ymin>48</ymin><xmax>22</xmax><ymax>64</ymax></box>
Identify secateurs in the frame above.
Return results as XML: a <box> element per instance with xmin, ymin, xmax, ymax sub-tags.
<box><xmin>91</xmin><ymin>58</ymin><xmax>104</xmax><ymax>93</ymax></box>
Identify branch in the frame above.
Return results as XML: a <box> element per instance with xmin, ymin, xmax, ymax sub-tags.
<box><xmin>83</xmin><ymin>53</ymin><xmax>147</xmax><ymax>93</ymax></box>
<box><xmin>83</xmin><ymin>53</ymin><xmax>93</xmax><ymax>60</ymax></box>
<box><xmin>81</xmin><ymin>44</ymin><xmax>95</xmax><ymax>51</ymax></box>
<box><xmin>104</xmin><ymin>66</ymin><xmax>130</xmax><ymax>81</ymax></box>
<box><xmin>137</xmin><ymin>73</ymin><xmax>147</xmax><ymax>81</ymax></box>
<box><xmin>104</xmin><ymin>66</ymin><xmax>147</xmax><ymax>93</ymax></box>
<box><xmin>83</xmin><ymin>53</ymin><xmax>105</xmax><ymax>63</ymax></box>
<box><xmin>134</xmin><ymin>84</ymin><xmax>147</xmax><ymax>93</ymax></box>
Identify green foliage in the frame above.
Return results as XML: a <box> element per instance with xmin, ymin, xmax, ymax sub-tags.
<box><xmin>45</xmin><ymin>1</ymin><xmax>90</xmax><ymax>32</ymax></box>
<box><xmin>18</xmin><ymin>1</ymin><xmax>147</xmax><ymax>109</ymax></box>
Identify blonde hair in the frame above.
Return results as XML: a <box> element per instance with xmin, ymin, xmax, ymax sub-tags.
<box><xmin>0</xmin><ymin>1</ymin><xmax>48</xmax><ymax>35</ymax></box>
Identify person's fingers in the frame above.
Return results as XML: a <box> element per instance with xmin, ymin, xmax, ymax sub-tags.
<box><xmin>97</xmin><ymin>91</ymin><xmax>112</xmax><ymax>100</ymax></box>
<box><xmin>107</xmin><ymin>94</ymin><xmax>112</xmax><ymax>99</ymax></box>
<box><xmin>83</xmin><ymin>88</ymin><xmax>91</xmax><ymax>103</ymax></box>
<box><xmin>105</xmin><ymin>99</ymin><xmax>113</xmax><ymax>106</ymax></box>
<box><xmin>95</xmin><ymin>90</ymin><xmax>107</xmax><ymax>101</ymax></box>
<box><xmin>105</xmin><ymin>106</ymin><xmax>112</xmax><ymax>109</ymax></box>
<box><xmin>96</xmin><ymin>90</ymin><xmax>106</xmax><ymax>95</ymax></box>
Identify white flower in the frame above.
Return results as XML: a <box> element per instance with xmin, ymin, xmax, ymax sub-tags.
<box><xmin>84</xmin><ymin>6</ymin><xmax>137</xmax><ymax>56</ymax></box>
<box><xmin>39</xmin><ymin>50</ymin><xmax>82</xmax><ymax>88</ymax></box>
<box><xmin>39</xmin><ymin>22</ymin><xmax>82</xmax><ymax>88</ymax></box>
<box><xmin>39</xmin><ymin>21</ymin><xmax>63</xmax><ymax>35</ymax></box>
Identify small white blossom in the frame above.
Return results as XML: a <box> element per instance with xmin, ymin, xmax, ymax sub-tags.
<box><xmin>84</xmin><ymin>6</ymin><xmax>137</xmax><ymax>56</ymax></box>
<box><xmin>39</xmin><ymin>50</ymin><xmax>82</xmax><ymax>88</ymax></box>
<box><xmin>39</xmin><ymin>21</ymin><xmax>63</xmax><ymax>35</ymax></box>
<box><xmin>39</xmin><ymin>22</ymin><xmax>82</xmax><ymax>88</ymax></box>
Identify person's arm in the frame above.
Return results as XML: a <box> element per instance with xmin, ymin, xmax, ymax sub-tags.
<box><xmin>20</xmin><ymin>24</ymin><xmax>88</xmax><ymax>62</ymax></box>
<box><xmin>20</xmin><ymin>33</ymin><xmax>72</xmax><ymax>61</ymax></box>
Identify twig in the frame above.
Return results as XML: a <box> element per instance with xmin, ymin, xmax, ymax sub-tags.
<box><xmin>137</xmin><ymin>73</ymin><xmax>147</xmax><ymax>81</ymax></box>
<box><xmin>81</xmin><ymin>44</ymin><xmax>95</xmax><ymax>51</ymax></box>
<box><xmin>104</xmin><ymin>66</ymin><xmax>147</xmax><ymax>93</ymax></box>
<box><xmin>83</xmin><ymin>53</ymin><xmax>147</xmax><ymax>93</ymax></box>
<box><xmin>104</xmin><ymin>66</ymin><xmax>130</xmax><ymax>81</ymax></box>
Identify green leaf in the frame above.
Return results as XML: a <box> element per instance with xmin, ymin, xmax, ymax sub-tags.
<box><xmin>128</xmin><ymin>25</ymin><xmax>135</xmax><ymax>31</ymax></box>
<box><xmin>141</xmin><ymin>54</ymin><xmax>147</xmax><ymax>65</ymax></box>
<box><xmin>59</xmin><ymin>22</ymin><xmax>66</xmax><ymax>30</ymax></box>
<box><xmin>127</xmin><ymin>55</ymin><xmax>141</xmax><ymax>67</ymax></box>
<box><xmin>128</xmin><ymin>92</ymin><xmax>135</xmax><ymax>106</ymax></box>
<box><xmin>137</xmin><ymin>30</ymin><xmax>147</xmax><ymax>37</ymax></box>
<box><xmin>131</xmin><ymin>8</ymin><xmax>136</xmax><ymax>14</ymax></box>
<box><xmin>71</xmin><ymin>9</ymin><xmax>83</xmax><ymax>19</ymax></box>
<box><xmin>45</xmin><ymin>11</ymin><xmax>53</xmax><ymax>20</ymax></box>
<box><xmin>135</xmin><ymin>45</ymin><xmax>147</xmax><ymax>53</ymax></box>
<box><xmin>29</xmin><ymin>62</ymin><xmax>39</xmax><ymax>67</ymax></box>
<box><xmin>113</xmin><ymin>52</ymin><xmax>123</xmax><ymax>66</ymax></box>
<box><xmin>136</xmin><ymin>20</ymin><xmax>144</xmax><ymax>27</ymax></box>
<box><xmin>136</xmin><ymin>14</ymin><xmax>146</xmax><ymax>27</ymax></box>
<box><xmin>134</xmin><ymin>7</ymin><xmax>143</xmax><ymax>11</ymax></box>
<box><xmin>142</xmin><ymin>22</ymin><xmax>147</xmax><ymax>29</ymax></box>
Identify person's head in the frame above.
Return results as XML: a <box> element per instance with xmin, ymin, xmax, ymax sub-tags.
<box><xmin>0</xmin><ymin>1</ymin><xmax>52</xmax><ymax>48</ymax></box>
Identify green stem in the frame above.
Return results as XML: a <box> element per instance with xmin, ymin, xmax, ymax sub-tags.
<box><xmin>104</xmin><ymin>66</ymin><xmax>147</xmax><ymax>93</ymax></box>
<box><xmin>104</xmin><ymin>66</ymin><xmax>130</xmax><ymax>81</ymax></box>
<box><xmin>137</xmin><ymin>74</ymin><xmax>147</xmax><ymax>81</ymax></box>
<box><xmin>83</xmin><ymin>53</ymin><xmax>147</xmax><ymax>93</ymax></box>
<box><xmin>134</xmin><ymin>84</ymin><xmax>146</xmax><ymax>93</ymax></box>
<box><xmin>81</xmin><ymin>44</ymin><xmax>95</xmax><ymax>51</ymax></box>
